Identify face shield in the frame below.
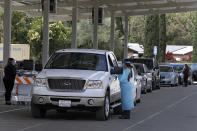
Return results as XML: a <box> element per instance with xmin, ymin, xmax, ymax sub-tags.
<box><xmin>11</xmin><ymin>60</ymin><xmax>16</xmax><ymax>65</ymax></box>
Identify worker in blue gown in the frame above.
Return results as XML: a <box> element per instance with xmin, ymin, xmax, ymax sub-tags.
<box><xmin>118</xmin><ymin>60</ymin><xmax>134</xmax><ymax>119</ymax></box>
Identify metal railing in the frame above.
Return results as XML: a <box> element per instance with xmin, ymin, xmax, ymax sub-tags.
<box><xmin>0</xmin><ymin>69</ymin><xmax>4</xmax><ymax>96</ymax></box>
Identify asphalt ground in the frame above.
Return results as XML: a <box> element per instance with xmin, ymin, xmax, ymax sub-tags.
<box><xmin>0</xmin><ymin>84</ymin><xmax>197</xmax><ymax>131</ymax></box>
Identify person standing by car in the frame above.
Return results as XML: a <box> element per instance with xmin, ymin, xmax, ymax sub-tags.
<box><xmin>3</xmin><ymin>58</ymin><xmax>16</xmax><ymax>105</ymax></box>
<box><xmin>183</xmin><ymin>64</ymin><xmax>189</xmax><ymax>87</ymax></box>
<box><xmin>118</xmin><ymin>60</ymin><xmax>134</xmax><ymax>119</ymax></box>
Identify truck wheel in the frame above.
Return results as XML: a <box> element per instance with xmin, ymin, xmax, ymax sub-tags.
<box><xmin>31</xmin><ymin>102</ymin><xmax>46</xmax><ymax>118</ymax></box>
<box><xmin>113</xmin><ymin>104</ymin><xmax>122</xmax><ymax>115</ymax></box>
<box><xmin>96</xmin><ymin>92</ymin><xmax>110</xmax><ymax>121</ymax></box>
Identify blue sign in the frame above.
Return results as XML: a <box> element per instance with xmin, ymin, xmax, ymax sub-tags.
<box><xmin>154</xmin><ymin>46</ymin><xmax>157</xmax><ymax>55</ymax></box>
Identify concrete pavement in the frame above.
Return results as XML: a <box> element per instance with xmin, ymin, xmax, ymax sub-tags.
<box><xmin>0</xmin><ymin>85</ymin><xmax>197</xmax><ymax>131</ymax></box>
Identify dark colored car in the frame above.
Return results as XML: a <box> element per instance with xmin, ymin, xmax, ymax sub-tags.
<box><xmin>134</xmin><ymin>63</ymin><xmax>153</xmax><ymax>93</ymax></box>
<box><xmin>191</xmin><ymin>63</ymin><xmax>197</xmax><ymax>81</ymax></box>
<box><xmin>124</xmin><ymin>58</ymin><xmax>160</xmax><ymax>90</ymax></box>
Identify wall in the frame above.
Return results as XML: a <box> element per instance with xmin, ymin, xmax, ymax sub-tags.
<box><xmin>0</xmin><ymin>44</ymin><xmax>30</xmax><ymax>61</ymax></box>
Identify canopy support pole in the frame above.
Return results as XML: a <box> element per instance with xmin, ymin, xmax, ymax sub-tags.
<box><xmin>3</xmin><ymin>0</ymin><xmax>12</xmax><ymax>66</ymax></box>
<box><xmin>124</xmin><ymin>15</ymin><xmax>129</xmax><ymax>59</ymax></box>
<box><xmin>71</xmin><ymin>0</ymin><xmax>78</xmax><ymax>49</ymax></box>
<box><xmin>42</xmin><ymin>0</ymin><xmax>49</xmax><ymax>65</ymax></box>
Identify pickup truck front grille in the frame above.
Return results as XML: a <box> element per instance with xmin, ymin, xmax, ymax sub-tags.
<box><xmin>48</xmin><ymin>79</ymin><xmax>86</xmax><ymax>91</ymax></box>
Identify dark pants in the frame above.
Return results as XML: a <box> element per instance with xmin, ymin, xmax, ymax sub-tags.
<box><xmin>3</xmin><ymin>79</ymin><xmax>14</xmax><ymax>101</ymax></box>
<box><xmin>184</xmin><ymin>76</ymin><xmax>188</xmax><ymax>87</ymax></box>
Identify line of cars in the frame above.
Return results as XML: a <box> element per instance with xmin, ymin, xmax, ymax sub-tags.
<box><xmin>8</xmin><ymin>48</ymin><xmax>197</xmax><ymax>121</ymax></box>
<box><xmin>30</xmin><ymin>49</ymin><xmax>164</xmax><ymax>120</ymax></box>
<box><xmin>159</xmin><ymin>63</ymin><xmax>193</xmax><ymax>87</ymax></box>
<box><xmin>122</xmin><ymin>58</ymin><xmax>161</xmax><ymax>108</ymax></box>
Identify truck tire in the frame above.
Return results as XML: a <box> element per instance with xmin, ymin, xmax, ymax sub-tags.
<box><xmin>31</xmin><ymin>102</ymin><xmax>46</xmax><ymax>118</ymax></box>
<box><xmin>96</xmin><ymin>92</ymin><xmax>110</xmax><ymax>121</ymax></box>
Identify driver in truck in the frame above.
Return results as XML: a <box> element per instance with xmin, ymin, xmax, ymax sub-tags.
<box><xmin>118</xmin><ymin>60</ymin><xmax>134</xmax><ymax>119</ymax></box>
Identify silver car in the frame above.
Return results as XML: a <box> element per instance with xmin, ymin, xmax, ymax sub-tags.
<box><xmin>160</xmin><ymin>65</ymin><xmax>179</xmax><ymax>87</ymax></box>
<box><xmin>130</xmin><ymin>64</ymin><xmax>142</xmax><ymax>105</ymax></box>
<box><xmin>134</xmin><ymin>63</ymin><xmax>152</xmax><ymax>93</ymax></box>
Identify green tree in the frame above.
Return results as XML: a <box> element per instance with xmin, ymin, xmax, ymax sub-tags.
<box><xmin>11</xmin><ymin>11</ymin><xmax>32</xmax><ymax>44</ymax></box>
<box><xmin>49</xmin><ymin>21</ymin><xmax>71</xmax><ymax>55</ymax></box>
<box><xmin>144</xmin><ymin>14</ymin><xmax>159</xmax><ymax>58</ymax></box>
<box><xmin>158</xmin><ymin>14</ymin><xmax>166</xmax><ymax>62</ymax></box>
<box><xmin>192</xmin><ymin>12</ymin><xmax>197</xmax><ymax>63</ymax></box>
<box><xmin>77</xmin><ymin>20</ymin><xmax>93</xmax><ymax>48</ymax></box>
<box><xmin>27</xmin><ymin>17</ymin><xmax>42</xmax><ymax>63</ymax></box>
<box><xmin>129</xmin><ymin>16</ymin><xmax>145</xmax><ymax>44</ymax></box>
<box><xmin>27</xmin><ymin>18</ymin><xmax>72</xmax><ymax>63</ymax></box>
<box><xmin>77</xmin><ymin>19</ymin><xmax>111</xmax><ymax>49</ymax></box>
<box><xmin>166</xmin><ymin>12</ymin><xmax>195</xmax><ymax>45</ymax></box>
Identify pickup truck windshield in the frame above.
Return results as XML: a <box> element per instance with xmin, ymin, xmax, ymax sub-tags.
<box><xmin>45</xmin><ymin>52</ymin><xmax>107</xmax><ymax>71</ymax></box>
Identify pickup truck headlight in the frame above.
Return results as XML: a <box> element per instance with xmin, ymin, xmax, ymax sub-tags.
<box><xmin>35</xmin><ymin>78</ymin><xmax>47</xmax><ymax>86</ymax></box>
<box><xmin>86</xmin><ymin>80</ymin><xmax>103</xmax><ymax>89</ymax></box>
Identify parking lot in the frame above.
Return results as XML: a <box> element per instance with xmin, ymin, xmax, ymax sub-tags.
<box><xmin>0</xmin><ymin>85</ymin><xmax>197</xmax><ymax>131</ymax></box>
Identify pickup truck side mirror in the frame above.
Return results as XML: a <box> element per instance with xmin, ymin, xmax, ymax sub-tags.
<box><xmin>110</xmin><ymin>67</ymin><xmax>123</xmax><ymax>74</ymax></box>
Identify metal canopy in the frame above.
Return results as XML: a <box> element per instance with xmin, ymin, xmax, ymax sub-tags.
<box><xmin>0</xmin><ymin>0</ymin><xmax>197</xmax><ymax>22</ymax></box>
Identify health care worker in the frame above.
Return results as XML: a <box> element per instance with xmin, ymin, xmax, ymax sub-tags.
<box><xmin>3</xmin><ymin>58</ymin><xmax>16</xmax><ymax>105</ymax></box>
<box><xmin>118</xmin><ymin>60</ymin><xmax>134</xmax><ymax>119</ymax></box>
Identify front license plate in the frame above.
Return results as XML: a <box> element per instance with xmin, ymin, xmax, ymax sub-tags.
<box><xmin>59</xmin><ymin>100</ymin><xmax>71</xmax><ymax>107</ymax></box>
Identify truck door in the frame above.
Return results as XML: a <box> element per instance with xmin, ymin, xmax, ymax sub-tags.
<box><xmin>108</xmin><ymin>54</ymin><xmax>120</xmax><ymax>102</ymax></box>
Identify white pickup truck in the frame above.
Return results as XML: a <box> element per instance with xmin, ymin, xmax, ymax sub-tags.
<box><xmin>31</xmin><ymin>49</ymin><xmax>122</xmax><ymax>120</ymax></box>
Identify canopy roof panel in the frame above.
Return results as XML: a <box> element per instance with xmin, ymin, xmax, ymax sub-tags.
<box><xmin>0</xmin><ymin>0</ymin><xmax>197</xmax><ymax>22</ymax></box>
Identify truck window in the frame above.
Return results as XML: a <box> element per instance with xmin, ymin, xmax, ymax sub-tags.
<box><xmin>45</xmin><ymin>53</ymin><xmax>107</xmax><ymax>71</ymax></box>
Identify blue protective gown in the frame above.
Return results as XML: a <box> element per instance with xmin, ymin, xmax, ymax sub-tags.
<box><xmin>118</xmin><ymin>68</ymin><xmax>134</xmax><ymax>110</ymax></box>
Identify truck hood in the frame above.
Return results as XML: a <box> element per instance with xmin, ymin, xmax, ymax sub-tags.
<box><xmin>37</xmin><ymin>69</ymin><xmax>107</xmax><ymax>80</ymax></box>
